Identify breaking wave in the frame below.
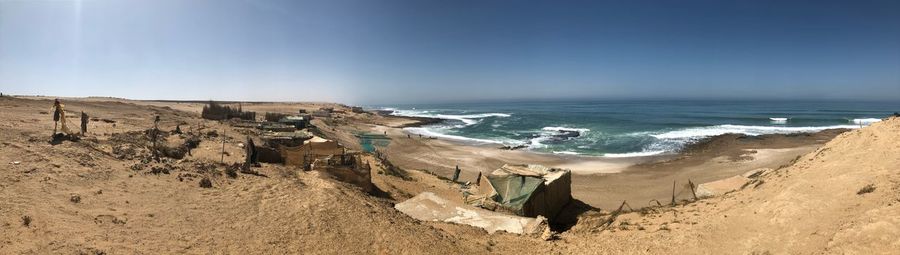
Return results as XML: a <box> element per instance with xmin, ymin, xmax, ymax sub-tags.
<box><xmin>542</xmin><ymin>126</ymin><xmax>590</xmax><ymax>133</ymax></box>
<box><xmin>403</xmin><ymin>127</ymin><xmax>515</xmax><ymax>145</ymax></box>
<box><xmin>851</xmin><ymin>118</ymin><xmax>881</xmax><ymax>125</ymax></box>
<box><xmin>391</xmin><ymin>110</ymin><xmax>511</xmax><ymax>126</ymax></box>
<box><xmin>528</xmin><ymin>126</ymin><xmax>590</xmax><ymax>149</ymax></box>
<box><xmin>650</xmin><ymin>124</ymin><xmax>859</xmax><ymax>140</ymax></box>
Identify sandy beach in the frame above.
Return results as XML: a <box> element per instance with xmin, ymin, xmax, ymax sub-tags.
<box><xmin>305</xmin><ymin>110</ymin><xmax>847</xmax><ymax>209</ymax></box>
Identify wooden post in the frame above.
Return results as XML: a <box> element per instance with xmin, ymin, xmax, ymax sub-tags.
<box><xmin>671</xmin><ymin>180</ymin><xmax>677</xmax><ymax>206</ymax></box>
<box><xmin>689</xmin><ymin>179</ymin><xmax>698</xmax><ymax>201</ymax></box>
<box><xmin>475</xmin><ymin>172</ymin><xmax>482</xmax><ymax>186</ymax></box>
<box><xmin>152</xmin><ymin>116</ymin><xmax>160</xmax><ymax>162</ymax></box>
<box><xmin>452</xmin><ymin>165</ymin><xmax>461</xmax><ymax>183</ymax></box>
<box><xmin>221</xmin><ymin>129</ymin><xmax>226</xmax><ymax>164</ymax></box>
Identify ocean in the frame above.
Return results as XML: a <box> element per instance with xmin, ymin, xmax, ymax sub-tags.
<box><xmin>375</xmin><ymin>100</ymin><xmax>900</xmax><ymax>157</ymax></box>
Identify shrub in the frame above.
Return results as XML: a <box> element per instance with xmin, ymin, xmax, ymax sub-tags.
<box><xmin>857</xmin><ymin>184</ymin><xmax>876</xmax><ymax>195</ymax></box>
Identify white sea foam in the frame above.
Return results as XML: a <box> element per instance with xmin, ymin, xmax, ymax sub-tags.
<box><xmin>769</xmin><ymin>117</ymin><xmax>788</xmax><ymax>124</ymax></box>
<box><xmin>527</xmin><ymin>126</ymin><xmax>591</xmax><ymax>149</ymax></box>
<box><xmin>650</xmin><ymin>124</ymin><xmax>859</xmax><ymax>140</ymax></box>
<box><xmin>391</xmin><ymin>110</ymin><xmax>511</xmax><ymax>126</ymax></box>
<box><xmin>851</xmin><ymin>118</ymin><xmax>881</xmax><ymax>125</ymax></box>
<box><xmin>602</xmin><ymin>150</ymin><xmax>667</xmax><ymax>158</ymax></box>
<box><xmin>542</xmin><ymin>126</ymin><xmax>590</xmax><ymax>133</ymax></box>
<box><xmin>403</xmin><ymin>127</ymin><xmax>514</xmax><ymax>145</ymax></box>
<box><xmin>552</xmin><ymin>151</ymin><xmax>581</xmax><ymax>155</ymax></box>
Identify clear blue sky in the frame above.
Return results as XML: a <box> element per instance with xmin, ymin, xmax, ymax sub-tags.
<box><xmin>1</xmin><ymin>0</ymin><xmax>898</xmax><ymax>104</ymax></box>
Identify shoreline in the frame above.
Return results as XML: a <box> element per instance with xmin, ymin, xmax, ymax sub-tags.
<box><xmin>366</xmin><ymin>114</ymin><xmax>850</xmax><ymax>208</ymax></box>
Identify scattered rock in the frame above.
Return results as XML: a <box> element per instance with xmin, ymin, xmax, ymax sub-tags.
<box><xmin>112</xmin><ymin>144</ymin><xmax>139</xmax><ymax>160</ymax></box>
<box><xmin>857</xmin><ymin>184</ymin><xmax>876</xmax><ymax>195</ymax></box>
<box><xmin>10</xmin><ymin>161</ymin><xmax>20</xmax><ymax>165</ymax></box>
<box><xmin>21</xmin><ymin>215</ymin><xmax>31</xmax><ymax>227</ymax></box>
<box><xmin>94</xmin><ymin>215</ymin><xmax>126</xmax><ymax>225</ymax></box>
<box><xmin>540</xmin><ymin>227</ymin><xmax>558</xmax><ymax>241</ymax></box>
<box><xmin>183</xmin><ymin>136</ymin><xmax>201</xmax><ymax>149</ymax></box>
<box><xmin>77</xmin><ymin>248</ymin><xmax>107</xmax><ymax>255</ymax></box>
<box><xmin>199</xmin><ymin>178</ymin><xmax>213</xmax><ymax>188</ymax></box>
<box><xmin>225</xmin><ymin>165</ymin><xmax>238</xmax><ymax>178</ymax></box>
<box><xmin>149</xmin><ymin>165</ymin><xmax>171</xmax><ymax>175</ymax></box>
<box><xmin>70</xmin><ymin>194</ymin><xmax>81</xmax><ymax>203</ymax></box>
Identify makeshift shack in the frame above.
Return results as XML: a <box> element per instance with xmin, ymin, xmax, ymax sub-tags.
<box><xmin>278</xmin><ymin>116</ymin><xmax>308</xmax><ymax>129</ymax></box>
<box><xmin>485</xmin><ymin>164</ymin><xmax>572</xmax><ymax>220</ymax></box>
<box><xmin>280</xmin><ymin>136</ymin><xmax>344</xmax><ymax>167</ymax></box>
<box><xmin>315</xmin><ymin>153</ymin><xmax>373</xmax><ymax>193</ymax></box>
<box><xmin>260</xmin><ymin>130</ymin><xmax>312</xmax><ymax>147</ymax></box>
<box><xmin>259</xmin><ymin>123</ymin><xmax>296</xmax><ymax>132</ymax></box>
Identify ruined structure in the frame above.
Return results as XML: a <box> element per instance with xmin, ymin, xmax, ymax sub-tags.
<box><xmin>278</xmin><ymin>116</ymin><xmax>309</xmax><ymax>129</ymax></box>
<box><xmin>260</xmin><ymin>130</ymin><xmax>312</xmax><ymax>147</ymax></box>
<box><xmin>279</xmin><ymin>136</ymin><xmax>343</xmax><ymax>167</ymax></box>
<box><xmin>314</xmin><ymin>153</ymin><xmax>373</xmax><ymax>193</ymax></box>
<box><xmin>482</xmin><ymin>164</ymin><xmax>572</xmax><ymax>220</ymax></box>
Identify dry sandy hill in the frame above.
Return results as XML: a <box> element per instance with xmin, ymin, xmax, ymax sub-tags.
<box><xmin>1</xmin><ymin>96</ymin><xmax>897</xmax><ymax>254</ymax></box>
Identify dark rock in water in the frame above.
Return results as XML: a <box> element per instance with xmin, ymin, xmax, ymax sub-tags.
<box><xmin>375</xmin><ymin>110</ymin><xmax>395</xmax><ymax>116</ymax></box>
<box><xmin>531</xmin><ymin>129</ymin><xmax>583</xmax><ymax>144</ymax></box>
<box><xmin>556</xmin><ymin>130</ymin><xmax>581</xmax><ymax>139</ymax></box>
<box><xmin>501</xmin><ymin>144</ymin><xmax>528</xmax><ymax>150</ymax></box>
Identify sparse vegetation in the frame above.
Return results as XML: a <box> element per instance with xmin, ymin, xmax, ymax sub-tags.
<box><xmin>21</xmin><ymin>215</ymin><xmax>31</xmax><ymax>227</ymax></box>
<box><xmin>225</xmin><ymin>165</ymin><xmax>238</xmax><ymax>178</ymax></box>
<box><xmin>857</xmin><ymin>184</ymin><xmax>876</xmax><ymax>195</ymax></box>
<box><xmin>199</xmin><ymin>177</ymin><xmax>213</xmax><ymax>188</ymax></box>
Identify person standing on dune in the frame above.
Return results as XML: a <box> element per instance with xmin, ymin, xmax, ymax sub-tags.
<box><xmin>51</xmin><ymin>99</ymin><xmax>72</xmax><ymax>137</ymax></box>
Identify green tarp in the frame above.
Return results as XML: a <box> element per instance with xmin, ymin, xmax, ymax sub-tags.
<box><xmin>487</xmin><ymin>175</ymin><xmax>544</xmax><ymax>214</ymax></box>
